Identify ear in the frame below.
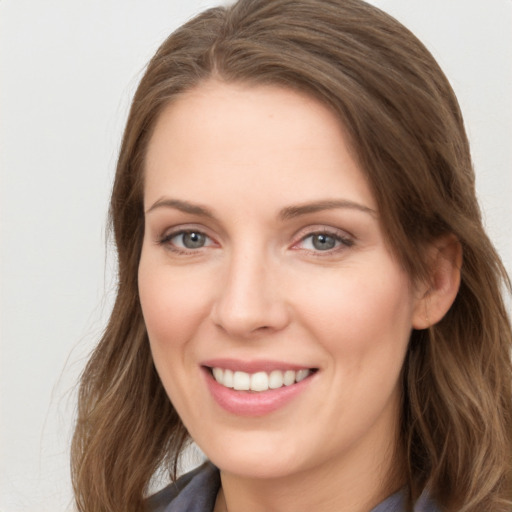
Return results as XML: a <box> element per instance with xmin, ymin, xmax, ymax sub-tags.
<box><xmin>412</xmin><ymin>235</ymin><xmax>462</xmax><ymax>330</ymax></box>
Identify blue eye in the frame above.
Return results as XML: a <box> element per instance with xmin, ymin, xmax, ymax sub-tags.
<box><xmin>310</xmin><ymin>233</ymin><xmax>337</xmax><ymax>250</ymax></box>
<box><xmin>161</xmin><ymin>230</ymin><xmax>212</xmax><ymax>250</ymax></box>
<box><xmin>299</xmin><ymin>232</ymin><xmax>353</xmax><ymax>252</ymax></box>
<box><xmin>178</xmin><ymin>231</ymin><xmax>207</xmax><ymax>249</ymax></box>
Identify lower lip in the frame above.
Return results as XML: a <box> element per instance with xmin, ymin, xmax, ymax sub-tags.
<box><xmin>203</xmin><ymin>368</ymin><xmax>315</xmax><ymax>417</ymax></box>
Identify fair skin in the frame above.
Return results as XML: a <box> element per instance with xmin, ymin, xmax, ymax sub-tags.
<box><xmin>138</xmin><ymin>80</ymin><xmax>459</xmax><ymax>512</ymax></box>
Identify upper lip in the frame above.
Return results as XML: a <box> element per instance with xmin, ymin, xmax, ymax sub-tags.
<box><xmin>201</xmin><ymin>358</ymin><xmax>317</xmax><ymax>374</ymax></box>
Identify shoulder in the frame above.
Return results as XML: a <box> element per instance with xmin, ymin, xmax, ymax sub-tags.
<box><xmin>414</xmin><ymin>489</ymin><xmax>441</xmax><ymax>512</ymax></box>
<box><xmin>370</xmin><ymin>487</ymin><xmax>440</xmax><ymax>512</ymax></box>
<box><xmin>146</xmin><ymin>462</ymin><xmax>220</xmax><ymax>512</ymax></box>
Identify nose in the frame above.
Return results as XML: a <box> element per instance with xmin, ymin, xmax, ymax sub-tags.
<box><xmin>210</xmin><ymin>248</ymin><xmax>290</xmax><ymax>338</ymax></box>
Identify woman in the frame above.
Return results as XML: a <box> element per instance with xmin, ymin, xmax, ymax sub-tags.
<box><xmin>71</xmin><ymin>0</ymin><xmax>512</xmax><ymax>511</ymax></box>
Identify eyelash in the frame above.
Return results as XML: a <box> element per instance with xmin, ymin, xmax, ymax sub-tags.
<box><xmin>292</xmin><ymin>229</ymin><xmax>354</xmax><ymax>256</ymax></box>
<box><xmin>157</xmin><ymin>229</ymin><xmax>216</xmax><ymax>255</ymax></box>
<box><xmin>157</xmin><ymin>228</ymin><xmax>354</xmax><ymax>255</ymax></box>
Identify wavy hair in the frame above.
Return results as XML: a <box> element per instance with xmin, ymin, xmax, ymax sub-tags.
<box><xmin>71</xmin><ymin>1</ymin><xmax>512</xmax><ymax>510</ymax></box>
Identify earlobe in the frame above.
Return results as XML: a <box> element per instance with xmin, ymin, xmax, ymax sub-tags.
<box><xmin>412</xmin><ymin>235</ymin><xmax>462</xmax><ymax>330</ymax></box>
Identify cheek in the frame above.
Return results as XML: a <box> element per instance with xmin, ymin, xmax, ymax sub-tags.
<box><xmin>138</xmin><ymin>253</ymin><xmax>218</xmax><ymax>413</ymax></box>
<box><xmin>138</xmin><ymin>254</ymin><xmax>214</xmax><ymax>356</ymax></box>
<box><xmin>294</xmin><ymin>262</ymin><xmax>415</xmax><ymax>359</ymax></box>
<box><xmin>291</xmin><ymin>263</ymin><xmax>414</xmax><ymax>438</ymax></box>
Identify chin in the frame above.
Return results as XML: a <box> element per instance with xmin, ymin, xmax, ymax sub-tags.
<box><xmin>211</xmin><ymin>454</ymin><xmax>299</xmax><ymax>480</ymax></box>
<box><xmin>199</xmin><ymin>432</ymin><xmax>309</xmax><ymax>479</ymax></box>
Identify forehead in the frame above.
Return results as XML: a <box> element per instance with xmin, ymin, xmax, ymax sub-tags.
<box><xmin>144</xmin><ymin>80</ymin><xmax>375</xmax><ymax>213</ymax></box>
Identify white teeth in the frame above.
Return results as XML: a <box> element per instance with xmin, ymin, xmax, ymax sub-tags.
<box><xmin>233</xmin><ymin>371</ymin><xmax>250</xmax><ymax>390</ymax></box>
<box><xmin>296</xmin><ymin>369</ymin><xmax>310</xmax><ymax>382</ymax></box>
<box><xmin>283</xmin><ymin>370</ymin><xmax>295</xmax><ymax>386</ymax></box>
<box><xmin>250</xmin><ymin>372</ymin><xmax>269</xmax><ymax>392</ymax></box>
<box><xmin>212</xmin><ymin>367</ymin><xmax>223</xmax><ymax>382</ymax></box>
<box><xmin>211</xmin><ymin>367</ymin><xmax>314</xmax><ymax>392</ymax></box>
<box><xmin>268</xmin><ymin>370</ymin><xmax>283</xmax><ymax>389</ymax></box>
<box><xmin>223</xmin><ymin>369</ymin><xmax>234</xmax><ymax>388</ymax></box>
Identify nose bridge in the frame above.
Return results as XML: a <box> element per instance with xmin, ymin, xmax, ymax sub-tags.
<box><xmin>212</xmin><ymin>240</ymin><xmax>288</xmax><ymax>337</ymax></box>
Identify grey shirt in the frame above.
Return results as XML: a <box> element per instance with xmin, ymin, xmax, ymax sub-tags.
<box><xmin>147</xmin><ymin>462</ymin><xmax>439</xmax><ymax>512</ymax></box>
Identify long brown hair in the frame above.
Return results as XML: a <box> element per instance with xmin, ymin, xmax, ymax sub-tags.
<box><xmin>71</xmin><ymin>1</ymin><xmax>512</xmax><ymax>510</ymax></box>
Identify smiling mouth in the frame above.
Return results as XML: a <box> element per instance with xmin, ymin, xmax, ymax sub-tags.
<box><xmin>207</xmin><ymin>367</ymin><xmax>317</xmax><ymax>392</ymax></box>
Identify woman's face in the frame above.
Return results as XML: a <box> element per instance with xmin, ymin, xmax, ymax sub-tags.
<box><xmin>139</xmin><ymin>81</ymin><xmax>424</xmax><ymax>481</ymax></box>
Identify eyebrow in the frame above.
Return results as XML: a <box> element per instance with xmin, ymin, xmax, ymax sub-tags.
<box><xmin>279</xmin><ymin>199</ymin><xmax>376</xmax><ymax>220</ymax></box>
<box><xmin>146</xmin><ymin>198</ymin><xmax>215</xmax><ymax>217</ymax></box>
<box><xmin>145</xmin><ymin>197</ymin><xmax>376</xmax><ymax>219</ymax></box>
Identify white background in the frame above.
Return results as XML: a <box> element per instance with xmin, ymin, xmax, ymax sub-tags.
<box><xmin>1</xmin><ymin>1</ymin><xmax>511</xmax><ymax>510</ymax></box>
